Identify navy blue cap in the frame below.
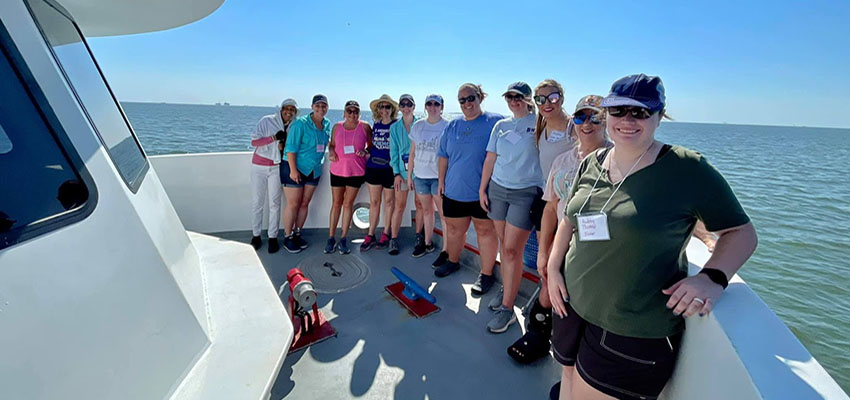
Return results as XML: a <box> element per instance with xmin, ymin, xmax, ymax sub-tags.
<box><xmin>601</xmin><ymin>74</ymin><xmax>666</xmax><ymax>112</ymax></box>
<box><xmin>312</xmin><ymin>94</ymin><xmax>328</xmax><ymax>105</ymax></box>
<box><xmin>502</xmin><ymin>81</ymin><xmax>532</xmax><ymax>98</ymax></box>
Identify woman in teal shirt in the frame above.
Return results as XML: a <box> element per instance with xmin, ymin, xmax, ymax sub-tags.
<box><xmin>281</xmin><ymin>94</ymin><xmax>331</xmax><ymax>254</ymax></box>
<box><xmin>388</xmin><ymin>94</ymin><xmax>419</xmax><ymax>255</ymax></box>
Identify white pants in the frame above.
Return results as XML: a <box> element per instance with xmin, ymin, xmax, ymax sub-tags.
<box><xmin>251</xmin><ymin>164</ymin><xmax>282</xmax><ymax>238</ymax></box>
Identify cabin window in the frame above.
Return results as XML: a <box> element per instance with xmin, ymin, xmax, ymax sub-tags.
<box><xmin>27</xmin><ymin>0</ymin><xmax>148</xmax><ymax>192</ymax></box>
<box><xmin>0</xmin><ymin>39</ymin><xmax>92</xmax><ymax>249</ymax></box>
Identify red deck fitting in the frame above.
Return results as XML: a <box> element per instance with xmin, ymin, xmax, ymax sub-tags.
<box><xmin>288</xmin><ymin>310</ymin><xmax>336</xmax><ymax>354</ymax></box>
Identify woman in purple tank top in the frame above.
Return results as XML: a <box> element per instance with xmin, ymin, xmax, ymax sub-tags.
<box><xmin>324</xmin><ymin>100</ymin><xmax>372</xmax><ymax>255</ymax></box>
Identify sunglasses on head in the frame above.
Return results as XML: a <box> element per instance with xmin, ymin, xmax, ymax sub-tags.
<box><xmin>399</xmin><ymin>101</ymin><xmax>414</xmax><ymax>108</ymax></box>
<box><xmin>573</xmin><ymin>111</ymin><xmax>602</xmax><ymax>125</ymax></box>
<box><xmin>458</xmin><ymin>95</ymin><xmax>477</xmax><ymax>104</ymax></box>
<box><xmin>607</xmin><ymin>106</ymin><xmax>655</xmax><ymax>120</ymax></box>
<box><xmin>505</xmin><ymin>94</ymin><xmax>525</xmax><ymax>102</ymax></box>
<box><xmin>345</xmin><ymin>108</ymin><xmax>360</xmax><ymax>114</ymax></box>
<box><xmin>533</xmin><ymin>92</ymin><xmax>561</xmax><ymax>106</ymax></box>
<box><xmin>378</xmin><ymin>104</ymin><xmax>393</xmax><ymax>110</ymax></box>
<box><xmin>425</xmin><ymin>101</ymin><xmax>441</xmax><ymax>107</ymax></box>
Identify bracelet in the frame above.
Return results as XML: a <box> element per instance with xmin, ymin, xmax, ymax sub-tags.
<box><xmin>699</xmin><ymin>268</ymin><xmax>729</xmax><ymax>289</ymax></box>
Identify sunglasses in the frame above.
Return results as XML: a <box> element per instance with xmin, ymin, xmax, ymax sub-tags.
<box><xmin>399</xmin><ymin>101</ymin><xmax>414</xmax><ymax>108</ymax></box>
<box><xmin>378</xmin><ymin>104</ymin><xmax>393</xmax><ymax>110</ymax></box>
<box><xmin>425</xmin><ymin>101</ymin><xmax>441</xmax><ymax>107</ymax></box>
<box><xmin>607</xmin><ymin>106</ymin><xmax>655</xmax><ymax>120</ymax></box>
<box><xmin>345</xmin><ymin>108</ymin><xmax>360</xmax><ymax>114</ymax></box>
<box><xmin>573</xmin><ymin>112</ymin><xmax>602</xmax><ymax>125</ymax></box>
<box><xmin>458</xmin><ymin>95</ymin><xmax>477</xmax><ymax>104</ymax></box>
<box><xmin>533</xmin><ymin>92</ymin><xmax>562</xmax><ymax>106</ymax></box>
<box><xmin>505</xmin><ymin>94</ymin><xmax>525</xmax><ymax>102</ymax></box>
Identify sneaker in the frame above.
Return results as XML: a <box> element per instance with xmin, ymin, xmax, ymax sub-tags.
<box><xmin>488</xmin><ymin>288</ymin><xmax>504</xmax><ymax>311</ymax></box>
<box><xmin>338</xmin><ymin>237</ymin><xmax>350</xmax><ymax>254</ymax></box>
<box><xmin>323</xmin><ymin>237</ymin><xmax>336</xmax><ymax>254</ymax></box>
<box><xmin>376</xmin><ymin>232</ymin><xmax>391</xmax><ymax>249</ymax></box>
<box><xmin>268</xmin><ymin>238</ymin><xmax>280</xmax><ymax>254</ymax></box>
<box><xmin>471</xmin><ymin>273</ymin><xmax>496</xmax><ymax>296</ymax></box>
<box><xmin>388</xmin><ymin>238</ymin><xmax>400</xmax><ymax>255</ymax></box>
<box><xmin>294</xmin><ymin>230</ymin><xmax>308</xmax><ymax>249</ymax></box>
<box><xmin>487</xmin><ymin>305</ymin><xmax>517</xmax><ymax>333</ymax></box>
<box><xmin>425</xmin><ymin>242</ymin><xmax>436</xmax><ymax>254</ymax></box>
<box><xmin>250</xmin><ymin>236</ymin><xmax>262</xmax><ymax>250</ymax></box>
<box><xmin>434</xmin><ymin>260</ymin><xmax>460</xmax><ymax>278</ymax></box>
<box><xmin>432</xmin><ymin>251</ymin><xmax>449</xmax><ymax>268</ymax></box>
<box><xmin>412</xmin><ymin>242</ymin><xmax>426</xmax><ymax>258</ymax></box>
<box><xmin>283</xmin><ymin>235</ymin><xmax>301</xmax><ymax>254</ymax></box>
<box><xmin>360</xmin><ymin>234</ymin><xmax>376</xmax><ymax>252</ymax></box>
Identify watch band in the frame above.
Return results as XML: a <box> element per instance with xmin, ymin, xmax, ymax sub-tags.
<box><xmin>699</xmin><ymin>268</ymin><xmax>729</xmax><ymax>289</ymax></box>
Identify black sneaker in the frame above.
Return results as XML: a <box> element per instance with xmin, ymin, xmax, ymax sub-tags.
<box><xmin>412</xmin><ymin>242</ymin><xmax>426</xmax><ymax>258</ymax></box>
<box><xmin>294</xmin><ymin>230</ymin><xmax>308</xmax><ymax>249</ymax></box>
<box><xmin>283</xmin><ymin>235</ymin><xmax>301</xmax><ymax>254</ymax></box>
<box><xmin>268</xmin><ymin>238</ymin><xmax>280</xmax><ymax>254</ymax></box>
<box><xmin>471</xmin><ymin>273</ymin><xmax>496</xmax><ymax>296</ymax></box>
<box><xmin>432</xmin><ymin>251</ymin><xmax>449</xmax><ymax>268</ymax></box>
<box><xmin>425</xmin><ymin>242</ymin><xmax>436</xmax><ymax>253</ymax></box>
<box><xmin>388</xmin><ymin>238</ymin><xmax>400</xmax><ymax>255</ymax></box>
<box><xmin>250</xmin><ymin>236</ymin><xmax>262</xmax><ymax>250</ymax></box>
<box><xmin>434</xmin><ymin>260</ymin><xmax>460</xmax><ymax>278</ymax></box>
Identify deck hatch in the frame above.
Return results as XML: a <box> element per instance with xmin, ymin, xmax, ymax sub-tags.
<box><xmin>297</xmin><ymin>255</ymin><xmax>371</xmax><ymax>294</ymax></box>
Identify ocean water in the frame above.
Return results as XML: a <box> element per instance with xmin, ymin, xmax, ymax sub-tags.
<box><xmin>122</xmin><ymin>102</ymin><xmax>850</xmax><ymax>391</ymax></box>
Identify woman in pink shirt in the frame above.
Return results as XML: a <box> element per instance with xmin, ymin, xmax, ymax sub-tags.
<box><xmin>325</xmin><ymin>100</ymin><xmax>372</xmax><ymax>254</ymax></box>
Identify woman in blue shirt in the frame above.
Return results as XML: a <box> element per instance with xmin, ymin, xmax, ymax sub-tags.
<box><xmin>281</xmin><ymin>94</ymin><xmax>331</xmax><ymax>253</ymax></box>
<box><xmin>360</xmin><ymin>94</ymin><xmax>398</xmax><ymax>252</ymax></box>
<box><xmin>435</xmin><ymin>83</ymin><xmax>502</xmax><ymax>297</ymax></box>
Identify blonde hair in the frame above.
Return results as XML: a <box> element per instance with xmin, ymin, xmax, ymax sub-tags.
<box><xmin>372</xmin><ymin>102</ymin><xmax>398</xmax><ymax>122</ymax></box>
<box><xmin>458</xmin><ymin>83</ymin><xmax>487</xmax><ymax>102</ymax></box>
<box><xmin>534</xmin><ymin>79</ymin><xmax>566</xmax><ymax>146</ymax></box>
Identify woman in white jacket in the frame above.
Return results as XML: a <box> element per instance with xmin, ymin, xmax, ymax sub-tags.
<box><xmin>250</xmin><ymin>99</ymin><xmax>298</xmax><ymax>253</ymax></box>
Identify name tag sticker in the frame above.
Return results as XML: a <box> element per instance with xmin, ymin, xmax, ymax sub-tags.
<box><xmin>343</xmin><ymin>145</ymin><xmax>355</xmax><ymax>154</ymax></box>
<box><xmin>505</xmin><ymin>131</ymin><xmax>522</xmax><ymax>144</ymax></box>
<box><xmin>548</xmin><ymin>131</ymin><xmax>565</xmax><ymax>142</ymax></box>
<box><xmin>316</xmin><ymin>144</ymin><xmax>325</xmax><ymax>153</ymax></box>
<box><xmin>576</xmin><ymin>212</ymin><xmax>610</xmax><ymax>241</ymax></box>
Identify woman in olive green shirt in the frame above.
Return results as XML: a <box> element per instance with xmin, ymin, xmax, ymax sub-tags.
<box><xmin>546</xmin><ymin>74</ymin><xmax>757</xmax><ymax>400</ymax></box>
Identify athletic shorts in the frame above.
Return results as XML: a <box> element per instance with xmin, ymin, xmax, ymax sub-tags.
<box><xmin>442</xmin><ymin>195</ymin><xmax>488</xmax><ymax>219</ymax></box>
<box><xmin>280</xmin><ymin>162</ymin><xmax>320</xmax><ymax>187</ymax></box>
<box><xmin>552</xmin><ymin>302</ymin><xmax>682</xmax><ymax>400</ymax></box>
<box><xmin>365</xmin><ymin>166</ymin><xmax>394</xmax><ymax>189</ymax></box>
<box><xmin>413</xmin><ymin>177</ymin><xmax>439</xmax><ymax>195</ymax></box>
<box><xmin>330</xmin><ymin>173</ymin><xmax>365</xmax><ymax>188</ymax></box>
<box><xmin>486</xmin><ymin>182</ymin><xmax>541</xmax><ymax>231</ymax></box>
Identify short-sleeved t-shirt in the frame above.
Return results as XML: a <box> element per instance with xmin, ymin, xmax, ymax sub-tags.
<box><xmin>486</xmin><ymin>114</ymin><xmax>544</xmax><ymax>189</ymax></box>
<box><xmin>563</xmin><ymin>145</ymin><xmax>750</xmax><ymax>338</ymax></box>
<box><xmin>543</xmin><ymin>140</ymin><xmax>613</xmax><ymax>222</ymax></box>
<box><xmin>538</xmin><ymin>125</ymin><xmax>576</xmax><ymax>181</ymax></box>
<box><xmin>367</xmin><ymin>120</ymin><xmax>393</xmax><ymax>169</ymax></box>
<box><xmin>409</xmin><ymin>118</ymin><xmax>448</xmax><ymax>179</ymax></box>
<box><xmin>437</xmin><ymin>112</ymin><xmax>504</xmax><ymax>202</ymax></box>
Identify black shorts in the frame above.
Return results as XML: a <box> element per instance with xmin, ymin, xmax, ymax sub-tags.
<box><xmin>364</xmin><ymin>166</ymin><xmax>394</xmax><ymax>189</ymax></box>
<box><xmin>330</xmin><ymin>173</ymin><xmax>365</xmax><ymax>188</ymax></box>
<box><xmin>552</xmin><ymin>303</ymin><xmax>682</xmax><ymax>400</ymax></box>
<box><xmin>442</xmin><ymin>195</ymin><xmax>489</xmax><ymax>219</ymax></box>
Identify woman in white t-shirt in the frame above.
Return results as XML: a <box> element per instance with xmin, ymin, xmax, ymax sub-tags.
<box><xmin>407</xmin><ymin>94</ymin><xmax>449</xmax><ymax>260</ymax></box>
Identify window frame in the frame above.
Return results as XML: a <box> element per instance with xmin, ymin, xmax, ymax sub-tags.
<box><xmin>24</xmin><ymin>0</ymin><xmax>149</xmax><ymax>193</ymax></box>
<box><xmin>0</xmin><ymin>17</ymin><xmax>98</xmax><ymax>251</ymax></box>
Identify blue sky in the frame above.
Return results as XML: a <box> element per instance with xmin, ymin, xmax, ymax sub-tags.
<box><xmin>87</xmin><ymin>0</ymin><xmax>850</xmax><ymax>128</ymax></box>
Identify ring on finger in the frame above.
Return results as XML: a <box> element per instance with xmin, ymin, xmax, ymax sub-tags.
<box><xmin>692</xmin><ymin>297</ymin><xmax>705</xmax><ymax>305</ymax></box>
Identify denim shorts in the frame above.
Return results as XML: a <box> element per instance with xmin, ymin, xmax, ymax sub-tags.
<box><xmin>280</xmin><ymin>162</ymin><xmax>320</xmax><ymax>187</ymax></box>
<box><xmin>413</xmin><ymin>177</ymin><xmax>439</xmax><ymax>195</ymax></box>
<box><xmin>486</xmin><ymin>182</ymin><xmax>541</xmax><ymax>231</ymax></box>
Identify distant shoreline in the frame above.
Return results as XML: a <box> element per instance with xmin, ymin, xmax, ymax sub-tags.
<box><xmin>119</xmin><ymin>101</ymin><xmax>850</xmax><ymax>131</ymax></box>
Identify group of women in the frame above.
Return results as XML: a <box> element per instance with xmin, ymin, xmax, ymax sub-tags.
<box><xmin>249</xmin><ymin>75</ymin><xmax>758</xmax><ymax>400</ymax></box>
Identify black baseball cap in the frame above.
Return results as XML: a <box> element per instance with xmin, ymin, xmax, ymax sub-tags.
<box><xmin>344</xmin><ymin>100</ymin><xmax>360</xmax><ymax>110</ymax></box>
<box><xmin>601</xmin><ymin>74</ymin><xmax>666</xmax><ymax>112</ymax></box>
<box><xmin>312</xmin><ymin>94</ymin><xmax>328</xmax><ymax>105</ymax></box>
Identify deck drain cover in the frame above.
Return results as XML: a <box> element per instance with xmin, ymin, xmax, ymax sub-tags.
<box><xmin>297</xmin><ymin>255</ymin><xmax>371</xmax><ymax>294</ymax></box>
